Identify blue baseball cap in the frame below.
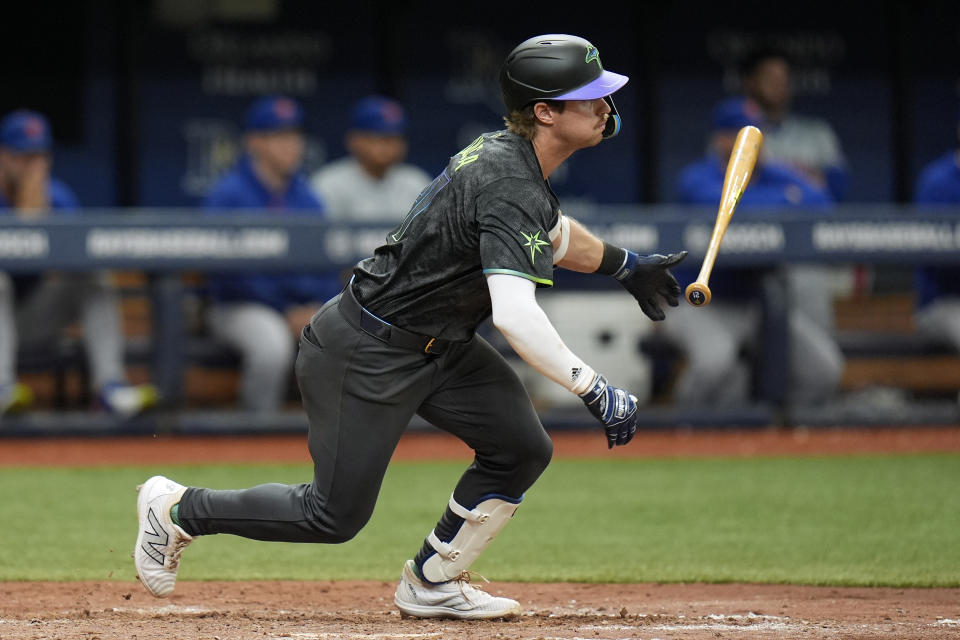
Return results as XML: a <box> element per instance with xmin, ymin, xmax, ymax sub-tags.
<box><xmin>350</xmin><ymin>96</ymin><xmax>406</xmax><ymax>135</ymax></box>
<box><xmin>712</xmin><ymin>97</ymin><xmax>762</xmax><ymax>131</ymax></box>
<box><xmin>244</xmin><ymin>96</ymin><xmax>303</xmax><ymax>132</ymax></box>
<box><xmin>0</xmin><ymin>110</ymin><xmax>53</xmax><ymax>152</ymax></box>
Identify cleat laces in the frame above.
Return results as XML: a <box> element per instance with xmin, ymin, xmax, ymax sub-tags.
<box><xmin>168</xmin><ymin>538</ymin><xmax>191</xmax><ymax>569</ymax></box>
<box><xmin>453</xmin><ymin>569</ymin><xmax>490</xmax><ymax>603</ymax></box>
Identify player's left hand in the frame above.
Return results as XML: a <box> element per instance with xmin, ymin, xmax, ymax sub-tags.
<box><xmin>613</xmin><ymin>250</ymin><xmax>687</xmax><ymax>321</ymax></box>
<box><xmin>579</xmin><ymin>374</ymin><xmax>639</xmax><ymax>449</ymax></box>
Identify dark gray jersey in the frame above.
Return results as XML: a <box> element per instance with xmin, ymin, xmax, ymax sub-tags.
<box><xmin>352</xmin><ymin>130</ymin><xmax>559</xmax><ymax>341</ymax></box>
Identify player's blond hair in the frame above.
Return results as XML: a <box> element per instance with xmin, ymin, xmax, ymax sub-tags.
<box><xmin>503</xmin><ymin>101</ymin><xmax>565</xmax><ymax>140</ymax></box>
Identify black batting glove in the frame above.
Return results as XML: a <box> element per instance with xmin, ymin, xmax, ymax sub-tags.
<box><xmin>579</xmin><ymin>374</ymin><xmax>639</xmax><ymax>449</ymax></box>
<box><xmin>613</xmin><ymin>250</ymin><xmax>687</xmax><ymax>321</ymax></box>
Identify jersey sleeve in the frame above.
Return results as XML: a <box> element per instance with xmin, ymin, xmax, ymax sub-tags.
<box><xmin>476</xmin><ymin>179</ymin><xmax>555</xmax><ymax>287</ymax></box>
<box><xmin>48</xmin><ymin>178</ymin><xmax>80</xmax><ymax>212</ymax></box>
<box><xmin>675</xmin><ymin>160</ymin><xmax>719</xmax><ymax>204</ymax></box>
<box><xmin>204</xmin><ymin>175</ymin><xmax>244</xmax><ymax>211</ymax></box>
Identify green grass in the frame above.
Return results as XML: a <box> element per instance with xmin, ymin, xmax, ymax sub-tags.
<box><xmin>0</xmin><ymin>454</ymin><xmax>957</xmax><ymax>586</ymax></box>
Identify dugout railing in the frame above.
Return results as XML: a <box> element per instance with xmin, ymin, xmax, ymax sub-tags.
<box><xmin>0</xmin><ymin>205</ymin><xmax>958</xmax><ymax>435</ymax></box>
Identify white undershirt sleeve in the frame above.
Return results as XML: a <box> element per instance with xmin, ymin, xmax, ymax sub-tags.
<box><xmin>547</xmin><ymin>213</ymin><xmax>571</xmax><ymax>264</ymax></box>
<box><xmin>486</xmin><ymin>273</ymin><xmax>595</xmax><ymax>394</ymax></box>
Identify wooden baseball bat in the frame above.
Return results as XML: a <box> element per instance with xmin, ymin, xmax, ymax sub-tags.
<box><xmin>685</xmin><ymin>125</ymin><xmax>763</xmax><ymax>306</ymax></box>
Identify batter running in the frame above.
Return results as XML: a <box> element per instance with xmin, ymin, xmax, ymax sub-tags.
<box><xmin>134</xmin><ymin>34</ymin><xmax>686</xmax><ymax>620</ymax></box>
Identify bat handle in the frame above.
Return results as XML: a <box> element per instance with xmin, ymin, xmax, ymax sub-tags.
<box><xmin>685</xmin><ymin>282</ymin><xmax>712</xmax><ymax>306</ymax></box>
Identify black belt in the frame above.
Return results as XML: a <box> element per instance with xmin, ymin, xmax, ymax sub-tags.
<box><xmin>338</xmin><ymin>285</ymin><xmax>450</xmax><ymax>355</ymax></box>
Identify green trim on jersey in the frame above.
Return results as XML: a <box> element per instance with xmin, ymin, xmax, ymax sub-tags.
<box><xmin>482</xmin><ymin>268</ymin><xmax>554</xmax><ymax>286</ymax></box>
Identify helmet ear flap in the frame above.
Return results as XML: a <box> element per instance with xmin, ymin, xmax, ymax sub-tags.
<box><xmin>602</xmin><ymin>96</ymin><xmax>621</xmax><ymax>139</ymax></box>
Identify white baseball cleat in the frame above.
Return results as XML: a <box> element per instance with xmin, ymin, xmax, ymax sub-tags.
<box><xmin>133</xmin><ymin>475</ymin><xmax>192</xmax><ymax>597</ymax></box>
<box><xmin>394</xmin><ymin>559</ymin><xmax>522</xmax><ymax>620</ymax></box>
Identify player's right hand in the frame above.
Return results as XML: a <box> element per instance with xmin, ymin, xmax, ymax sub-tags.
<box><xmin>578</xmin><ymin>374</ymin><xmax>639</xmax><ymax>449</ymax></box>
<box><xmin>613</xmin><ymin>250</ymin><xmax>686</xmax><ymax>321</ymax></box>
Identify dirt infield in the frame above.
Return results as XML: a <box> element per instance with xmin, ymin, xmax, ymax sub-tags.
<box><xmin>2</xmin><ymin>426</ymin><xmax>959</xmax><ymax>639</ymax></box>
<box><xmin>2</xmin><ymin>424</ymin><xmax>959</xmax><ymax>466</ymax></box>
<box><xmin>1</xmin><ymin>580</ymin><xmax>958</xmax><ymax>639</ymax></box>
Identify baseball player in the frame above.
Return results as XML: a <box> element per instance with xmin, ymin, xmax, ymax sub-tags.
<box><xmin>739</xmin><ymin>47</ymin><xmax>849</xmax><ymax>201</ymax></box>
<box><xmin>204</xmin><ymin>96</ymin><xmax>339</xmax><ymax>413</ymax></box>
<box><xmin>0</xmin><ymin>109</ymin><xmax>159</xmax><ymax>417</ymax></box>
<box><xmin>671</xmin><ymin>98</ymin><xmax>841</xmax><ymax>407</ymax></box>
<box><xmin>913</xmin><ymin>107</ymin><xmax>960</xmax><ymax>357</ymax></box>
<box><xmin>310</xmin><ymin>95</ymin><xmax>432</xmax><ymax>222</ymax></box>
<box><xmin>134</xmin><ymin>34</ymin><xmax>685</xmax><ymax>619</ymax></box>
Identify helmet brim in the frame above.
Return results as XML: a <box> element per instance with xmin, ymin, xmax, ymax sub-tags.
<box><xmin>553</xmin><ymin>70</ymin><xmax>629</xmax><ymax>101</ymax></box>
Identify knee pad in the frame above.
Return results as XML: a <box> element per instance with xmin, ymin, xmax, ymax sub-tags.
<box><xmin>420</xmin><ymin>493</ymin><xmax>521</xmax><ymax>584</ymax></box>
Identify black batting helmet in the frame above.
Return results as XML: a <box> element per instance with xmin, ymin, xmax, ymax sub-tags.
<box><xmin>499</xmin><ymin>34</ymin><xmax>629</xmax><ymax>138</ymax></box>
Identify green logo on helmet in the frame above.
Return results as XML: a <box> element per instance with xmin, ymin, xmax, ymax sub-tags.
<box><xmin>585</xmin><ymin>45</ymin><xmax>601</xmax><ymax>68</ymax></box>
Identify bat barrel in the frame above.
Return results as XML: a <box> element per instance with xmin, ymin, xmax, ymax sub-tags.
<box><xmin>685</xmin><ymin>282</ymin><xmax>712</xmax><ymax>306</ymax></box>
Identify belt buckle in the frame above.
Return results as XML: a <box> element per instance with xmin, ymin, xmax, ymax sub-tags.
<box><xmin>424</xmin><ymin>337</ymin><xmax>437</xmax><ymax>354</ymax></box>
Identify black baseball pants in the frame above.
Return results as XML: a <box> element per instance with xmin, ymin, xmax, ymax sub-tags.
<box><xmin>177</xmin><ymin>293</ymin><xmax>553</xmax><ymax>544</ymax></box>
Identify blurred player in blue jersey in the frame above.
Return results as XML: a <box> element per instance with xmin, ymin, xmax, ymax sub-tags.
<box><xmin>0</xmin><ymin>109</ymin><xmax>158</xmax><ymax>416</ymax></box>
<box><xmin>670</xmin><ymin>97</ymin><xmax>842</xmax><ymax>407</ymax></box>
<box><xmin>913</xmin><ymin>108</ymin><xmax>960</xmax><ymax>359</ymax></box>
<box><xmin>203</xmin><ymin>96</ymin><xmax>339</xmax><ymax>413</ymax></box>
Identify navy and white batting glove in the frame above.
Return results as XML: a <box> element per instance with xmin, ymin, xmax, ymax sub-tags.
<box><xmin>613</xmin><ymin>250</ymin><xmax>687</xmax><ymax>321</ymax></box>
<box><xmin>579</xmin><ymin>374</ymin><xmax>639</xmax><ymax>449</ymax></box>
